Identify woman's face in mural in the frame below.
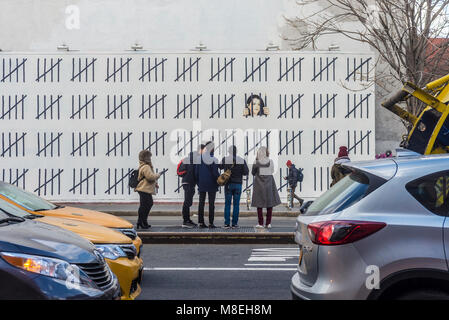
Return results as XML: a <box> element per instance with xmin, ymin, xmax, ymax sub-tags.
<box><xmin>244</xmin><ymin>95</ymin><xmax>268</xmax><ymax>117</ymax></box>
<box><xmin>249</xmin><ymin>98</ymin><xmax>261</xmax><ymax>115</ymax></box>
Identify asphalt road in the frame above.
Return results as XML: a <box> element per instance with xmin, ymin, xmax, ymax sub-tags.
<box><xmin>138</xmin><ymin>244</ymin><xmax>299</xmax><ymax>300</ymax></box>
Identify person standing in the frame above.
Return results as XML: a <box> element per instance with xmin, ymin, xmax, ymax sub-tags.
<box><xmin>330</xmin><ymin>146</ymin><xmax>352</xmax><ymax>187</ymax></box>
<box><xmin>195</xmin><ymin>141</ymin><xmax>220</xmax><ymax>228</ymax></box>
<box><xmin>251</xmin><ymin>147</ymin><xmax>281</xmax><ymax>229</ymax></box>
<box><xmin>178</xmin><ymin>146</ymin><xmax>202</xmax><ymax>228</ymax></box>
<box><xmin>135</xmin><ymin>150</ymin><xmax>161</xmax><ymax>229</ymax></box>
<box><xmin>220</xmin><ymin>145</ymin><xmax>249</xmax><ymax>228</ymax></box>
<box><xmin>284</xmin><ymin>160</ymin><xmax>304</xmax><ymax>207</ymax></box>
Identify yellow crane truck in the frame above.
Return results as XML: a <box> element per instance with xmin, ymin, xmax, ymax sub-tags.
<box><xmin>382</xmin><ymin>73</ymin><xmax>449</xmax><ymax>155</ymax></box>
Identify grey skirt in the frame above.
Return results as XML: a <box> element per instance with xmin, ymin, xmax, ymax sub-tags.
<box><xmin>251</xmin><ymin>174</ymin><xmax>281</xmax><ymax>208</ymax></box>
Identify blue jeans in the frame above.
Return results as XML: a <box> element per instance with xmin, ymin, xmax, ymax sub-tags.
<box><xmin>224</xmin><ymin>183</ymin><xmax>242</xmax><ymax>226</ymax></box>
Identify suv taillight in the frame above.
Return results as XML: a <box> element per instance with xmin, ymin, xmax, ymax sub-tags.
<box><xmin>307</xmin><ymin>220</ymin><xmax>386</xmax><ymax>245</ymax></box>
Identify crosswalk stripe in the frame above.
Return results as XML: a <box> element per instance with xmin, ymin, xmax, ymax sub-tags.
<box><xmin>244</xmin><ymin>264</ymin><xmax>297</xmax><ymax>266</ymax></box>
<box><xmin>248</xmin><ymin>247</ymin><xmax>299</xmax><ymax>264</ymax></box>
<box><xmin>248</xmin><ymin>257</ymin><xmax>291</xmax><ymax>262</ymax></box>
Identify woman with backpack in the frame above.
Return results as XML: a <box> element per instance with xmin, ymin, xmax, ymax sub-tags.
<box><xmin>251</xmin><ymin>147</ymin><xmax>281</xmax><ymax>229</ymax></box>
<box><xmin>284</xmin><ymin>160</ymin><xmax>304</xmax><ymax>207</ymax></box>
<box><xmin>177</xmin><ymin>146</ymin><xmax>201</xmax><ymax>229</ymax></box>
<box><xmin>135</xmin><ymin>150</ymin><xmax>161</xmax><ymax>229</ymax></box>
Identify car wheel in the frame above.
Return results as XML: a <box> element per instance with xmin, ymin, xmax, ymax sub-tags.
<box><xmin>396</xmin><ymin>289</ymin><xmax>449</xmax><ymax>300</ymax></box>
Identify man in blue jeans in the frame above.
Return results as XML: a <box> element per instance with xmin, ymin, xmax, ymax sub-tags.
<box><xmin>220</xmin><ymin>146</ymin><xmax>249</xmax><ymax>228</ymax></box>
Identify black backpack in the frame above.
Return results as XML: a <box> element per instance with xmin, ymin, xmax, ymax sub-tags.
<box><xmin>297</xmin><ymin>168</ymin><xmax>304</xmax><ymax>183</ymax></box>
<box><xmin>128</xmin><ymin>169</ymin><xmax>140</xmax><ymax>188</ymax></box>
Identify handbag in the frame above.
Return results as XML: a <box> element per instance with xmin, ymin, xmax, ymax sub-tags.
<box><xmin>217</xmin><ymin>164</ymin><xmax>234</xmax><ymax>186</ymax></box>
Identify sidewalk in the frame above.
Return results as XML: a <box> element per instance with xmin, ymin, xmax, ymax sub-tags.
<box><xmin>54</xmin><ymin>202</ymin><xmax>300</xmax><ymax>244</ymax></box>
<box><xmin>129</xmin><ymin>216</ymin><xmax>297</xmax><ymax>244</ymax></box>
<box><xmin>56</xmin><ymin>202</ymin><xmax>302</xmax><ymax>217</ymax></box>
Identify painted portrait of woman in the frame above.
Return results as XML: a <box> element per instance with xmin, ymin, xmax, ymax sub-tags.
<box><xmin>243</xmin><ymin>94</ymin><xmax>269</xmax><ymax>117</ymax></box>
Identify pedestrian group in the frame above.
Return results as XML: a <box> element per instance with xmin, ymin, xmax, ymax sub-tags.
<box><xmin>133</xmin><ymin>143</ymin><xmax>369</xmax><ymax>230</ymax></box>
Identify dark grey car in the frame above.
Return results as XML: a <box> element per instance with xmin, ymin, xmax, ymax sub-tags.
<box><xmin>0</xmin><ymin>210</ymin><xmax>121</xmax><ymax>299</ymax></box>
<box><xmin>291</xmin><ymin>153</ymin><xmax>449</xmax><ymax>300</ymax></box>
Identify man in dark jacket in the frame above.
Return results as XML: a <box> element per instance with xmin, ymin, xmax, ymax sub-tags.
<box><xmin>195</xmin><ymin>141</ymin><xmax>220</xmax><ymax>228</ymax></box>
<box><xmin>178</xmin><ymin>146</ymin><xmax>202</xmax><ymax>228</ymax></box>
<box><xmin>285</xmin><ymin>160</ymin><xmax>304</xmax><ymax>207</ymax></box>
<box><xmin>220</xmin><ymin>145</ymin><xmax>249</xmax><ymax>228</ymax></box>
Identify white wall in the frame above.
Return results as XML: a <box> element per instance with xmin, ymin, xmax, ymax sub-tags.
<box><xmin>0</xmin><ymin>0</ymin><xmax>286</xmax><ymax>51</ymax></box>
<box><xmin>0</xmin><ymin>0</ymin><xmax>378</xmax><ymax>54</ymax></box>
<box><xmin>0</xmin><ymin>51</ymin><xmax>375</xmax><ymax>202</ymax></box>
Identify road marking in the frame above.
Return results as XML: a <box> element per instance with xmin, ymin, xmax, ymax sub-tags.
<box><xmin>248</xmin><ymin>247</ymin><xmax>299</xmax><ymax>263</ymax></box>
<box><xmin>248</xmin><ymin>257</ymin><xmax>293</xmax><ymax>262</ymax></box>
<box><xmin>251</xmin><ymin>253</ymin><xmax>299</xmax><ymax>258</ymax></box>
<box><xmin>244</xmin><ymin>264</ymin><xmax>297</xmax><ymax>266</ymax></box>
<box><xmin>252</xmin><ymin>248</ymin><xmax>299</xmax><ymax>251</ymax></box>
<box><xmin>144</xmin><ymin>267</ymin><xmax>297</xmax><ymax>271</ymax></box>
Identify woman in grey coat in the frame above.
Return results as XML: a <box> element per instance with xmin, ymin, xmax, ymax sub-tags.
<box><xmin>251</xmin><ymin>147</ymin><xmax>281</xmax><ymax>228</ymax></box>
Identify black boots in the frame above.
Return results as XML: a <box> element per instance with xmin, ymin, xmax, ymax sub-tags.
<box><xmin>136</xmin><ymin>222</ymin><xmax>151</xmax><ymax>230</ymax></box>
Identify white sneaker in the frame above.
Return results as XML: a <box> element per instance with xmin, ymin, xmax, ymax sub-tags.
<box><xmin>266</xmin><ymin>224</ymin><xmax>272</xmax><ymax>229</ymax></box>
<box><xmin>255</xmin><ymin>224</ymin><xmax>264</xmax><ymax>229</ymax></box>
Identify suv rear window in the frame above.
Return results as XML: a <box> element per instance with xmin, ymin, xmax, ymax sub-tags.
<box><xmin>304</xmin><ymin>171</ymin><xmax>385</xmax><ymax>216</ymax></box>
<box><xmin>406</xmin><ymin>171</ymin><xmax>449</xmax><ymax>216</ymax></box>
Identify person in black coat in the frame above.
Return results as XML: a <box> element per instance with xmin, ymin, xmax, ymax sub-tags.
<box><xmin>284</xmin><ymin>160</ymin><xmax>304</xmax><ymax>207</ymax></box>
<box><xmin>220</xmin><ymin>145</ymin><xmax>249</xmax><ymax>228</ymax></box>
<box><xmin>194</xmin><ymin>141</ymin><xmax>220</xmax><ymax>228</ymax></box>
<box><xmin>178</xmin><ymin>145</ymin><xmax>202</xmax><ymax>228</ymax></box>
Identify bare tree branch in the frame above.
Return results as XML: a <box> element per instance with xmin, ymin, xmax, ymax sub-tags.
<box><xmin>282</xmin><ymin>0</ymin><xmax>449</xmax><ymax>118</ymax></box>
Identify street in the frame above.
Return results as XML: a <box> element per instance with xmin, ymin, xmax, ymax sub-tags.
<box><xmin>138</xmin><ymin>244</ymin><xmax>299</xmax><ymax>300</ymax></box>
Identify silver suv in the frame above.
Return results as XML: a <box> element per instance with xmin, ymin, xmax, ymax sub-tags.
<box><xmin>291</xmin><ymin>152</ymin><xmax>449</xmax><ymax>300</ymax></box>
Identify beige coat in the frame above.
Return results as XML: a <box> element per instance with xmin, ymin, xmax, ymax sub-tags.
<box><xmin>135</xmin><ymin>161</ymin><xmax>161</xmax><ymax>195</ymax></box>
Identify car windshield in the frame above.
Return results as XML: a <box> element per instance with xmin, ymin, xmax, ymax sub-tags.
<box><xmin>304</xmin><ymin>172</ymin><xmax>369</xmax><ymax>216</ymax></box>
<box><xmin>0</xmin><ymin>183</ymin><xmax>57</xmax><ymax>211</ymax></box>
<box><xmin>0</xmin><ymin>199</ymin><xmax>30</xmax><ymax>218</ymax></box>
<box><xmin>0</xmin><ymin>210</ymin><xmax>9</xmax><ymax>220</ymax></box>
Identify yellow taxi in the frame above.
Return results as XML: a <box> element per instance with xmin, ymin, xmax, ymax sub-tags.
<box><xmin>0</xmin><ymin>194</ymin><xmax>143</xmax><ymax>300</ymax></box>
<box><xmin>0</xmin><ymin>182</ymin><xmax>142</xmax><ymax>256</ymax></box>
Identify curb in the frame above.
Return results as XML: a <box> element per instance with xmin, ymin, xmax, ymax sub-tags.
<box><xmin>137</xmin><ymin>231</ymin><xmax>295</xmax><ymax>244</ymax></box>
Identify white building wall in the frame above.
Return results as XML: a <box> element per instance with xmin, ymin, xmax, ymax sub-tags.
<box><xmin>0</xmin><ymin>51</ymin><xmax>375</xmax><ymax>202</ymax></box>
<box><xmin>0</xmin><ymin>0</ymin><xmax>286</xmax><ymax>51</ymax></box>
